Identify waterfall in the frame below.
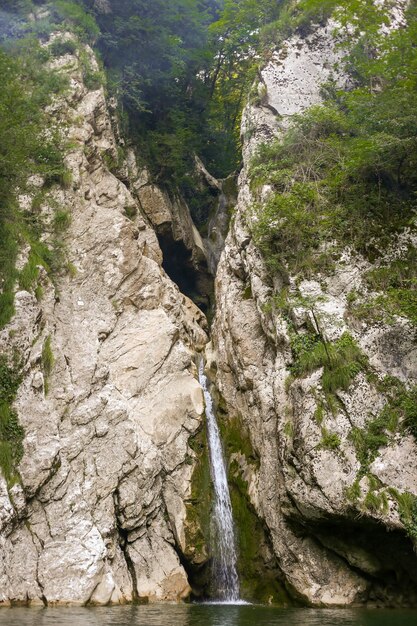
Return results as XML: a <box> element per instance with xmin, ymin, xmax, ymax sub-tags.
<box><xmin>198</xmin><ymin>360</ymin><xmax>240</xmax><ymax>602</ymax></box>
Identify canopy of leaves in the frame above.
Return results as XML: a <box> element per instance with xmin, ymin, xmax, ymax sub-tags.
<box><xmin>76</xmin><ymin>0</ymin><xmax>289</xmax><ymax>180</ymax></box>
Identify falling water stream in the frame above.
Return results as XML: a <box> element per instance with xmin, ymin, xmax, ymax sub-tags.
<box><xmin>198</xmin><ymin>360</ymin><xmax>240</xmax><ymax>603</ymax></box>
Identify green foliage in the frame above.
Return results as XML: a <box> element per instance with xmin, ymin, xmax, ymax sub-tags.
<box><xmin>313</xmin><ymin>401</ymin><xmax>325</xmax><ymax>426</ymax></box>
<box><xmin>350</xmin><ymin>408</ymin><xmax>397</xmax><ymax>473</ymax></box>
<box><xmin>363</xmin><ymin>486</ymin><xmax>389</xmax><ymax>515</ymax></box>
<box><xmin>368</xmin><ymin>376</ymin><xmax>417</xmax><ymax>443</ymax></box>
<box><xmin>0</xmin><ymin>33</ymin><xmax>71</xmax><ymax>329</ymax></box>
<box><xmin>380</xmin><ymin>381</ymin><xmax>417</xmax><ymax>442</ymax></box>
<box><xmin>19</xmin><ymin>251</ymin><xmax>42</xmax><ymax>292</ymax></box>
<box><xmin>347</xmin><ymin>474</ymin><xmax>389</xmax><ymax>515</ymax></box>
<box><xmin>289</xmin><ymin>332</ymin><xmax>321</xmax><ymax>376</ymax></box>
<box><xmin>291</xmin><ymin>332</ymin><xmax>367</xmax><ymax>394</ymax></box>
<box><xmin>273</xmin><ymin>0</ymin><xmax>396</xmax><ymax>42</ymax></box>
<box><xmin>0</xmin><ymin>355</ymin><xmax>24</xmax><ymax>484</ymax></box>
<box><xmin>49</xmin><ymin>38</ymin><xmax>77</xmax><ymax>57</ymax></box>
<box><xmin>83</xmin><ymin>68</ymin><xmax>103</xmax><ymax>90</ymax></box>
<box><xmin>346</xmin><ymin>289</ymin><xmax>388</xmax><ymax>326</ymax></box>
<box><xmin>41</xmin><ymin>336</ymin><xmax>54</xmax><ymax>395</ymax></box>
<box><xmin>401</xmin><ymin>388</ymin><xmax>417</xmax><ymax>439</ymax></box>
<box><xmin>346</xmin><ymin>478</ymin><xmax>361</xmax><ymax>503</ymax></box>
<box><xmin>51</xmin><ymin>1</ymin><xmax>99</xmax><ymax>42</ymax></box>
<box><xmin>76</xmin><ymin>0</ymin><xmax>290</xmax><ymax>182</ymax></box>
<box><xmin>77</xmin><ymin>47</ymin><xmax>105</xmax><ymax>91</ymax></box>
<box><xmin>250</xmin><ymin>1</ymin><xmax>417</xmax><ymax>280</ymax></box>
<box><xmin>357</xmin><ymin>247</ymin><xmax>417</xmax><ymax>327</ymax></box>
<box><xmin>205</xmin><ymin>0</ymin><xmax>286</xmax><ymax>175</ymax></box>
<box><xmin>389</xmin><ymin>489</ymin><xmax>417</xmax><ymax>543</ymax></box>
<box><xmin>350</xmin><ymin>426</ymin><xmax>385</xmax><ymax>473</ymax></box>
<box><xmin>347</xmin><ymin>377</ymin><xmax>417</xmax><ymax>489</ymax></box>
<box><xmin>320</xmin><ymin>427</ymin><xmax>340</xmax><ymax>450</ymax></box>
<box><xmin>35</xmin><ymin>285</ymin><xmax>44</xmax><ymax>301</ymax></box>
<box><xmin>53</xmin><ymin>210</ymin><xmax>72</xmax><ymax>232</ymax></box>
<box><xmin>83</xmin><ymin>0</ymin><xmax>215</xmax><ymax>179</ymax></box>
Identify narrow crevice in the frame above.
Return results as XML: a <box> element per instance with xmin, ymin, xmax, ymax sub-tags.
<box><xmin>171</xmin><ymin>531</ymin><xmax>211</xmax><ymax>600</ymax></box>
<box><xmin>157</xmin><ymin>227</ymin><xmax>214</xmax><ymax>315</ymax></box>
<box><xmin>113</xmin><ymin>490</ymin><xmax>139</xmax><ymax>603</ymax></box>
<box><xmin>118</xmin><ymin>526</ymin><xmax>140</xmax><ymax>603</ymax></box>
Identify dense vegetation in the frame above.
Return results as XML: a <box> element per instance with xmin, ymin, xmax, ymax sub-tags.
<box><xmin>251</xmin><ymin>1</ymin><xmax>417</xmax><ymax>286</ymax></box>
<box><xmin>0</xmin><ymin>0</ymin><xmax>286</xmax><ymax>181</ymax></box>
<box><xmin>79</xmin><ymin>0</ymin><xmax>286</xmax><ymax>179</ymax></box>
<box><xmin>0</xmin><ymin>33</ymin><xmax>69</xmax><ymax>328</ymax></box>
<box><xmin>1</xmin><ymin>0</ymin><xmax>291</xmax><ymax>222</ymax></box>
<box><xmin>0</xmin><ymin>354</ymin><xmax>24</xmax><ymax>484</ymax></box>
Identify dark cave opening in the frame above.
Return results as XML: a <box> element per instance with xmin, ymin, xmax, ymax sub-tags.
<box><xmin>291</xmin><ymin>515</ymin><xmax>417</xmax><ymax>606</ymax></box>
<box><xmin>157</xmin><ymin>229</ymin><xmax>213</xmax><ymax>315</ymax></box>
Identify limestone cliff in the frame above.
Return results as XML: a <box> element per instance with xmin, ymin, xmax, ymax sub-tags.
<box><xmin>211</xmin><ymin>19</ymin><xmax>417</xmax><ymax>607</ymax></box>
<box><xmin>0</xmin><ymin>36</ymin><xmax>208</xmax><ymax>606</ymax></box>
<box><xmin>1</xmin><ymin>5</ymin><xmax>417</xmax><ymax>610</ymax></box>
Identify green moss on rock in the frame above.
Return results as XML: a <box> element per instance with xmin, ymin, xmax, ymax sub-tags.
<box><xmin>219</xmin><ymin>413</ymin><xmax>290</xmax><ymax>605</ymax></box>
<box><xmin>0</xmin><ymin>354</ymin><xmax>24</xmax><ymax>485</ymax></box>
<box><xmin>184</xmin><ymin>426</ymin><xmax>212</xmax><ymax>594</ymax></box>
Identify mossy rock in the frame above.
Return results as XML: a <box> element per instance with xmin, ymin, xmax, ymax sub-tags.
<box><xmin>218</xmin><ymin>412</ymin><xmax>289</xmax><ymax>604</ymax></box>
<box><xmin>184</xmin><ymin>427</ymin><xmax>213</xmax><ymax>595</ymax></box>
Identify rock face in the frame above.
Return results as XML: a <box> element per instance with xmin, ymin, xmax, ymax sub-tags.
<box><xmin>212</xmin><ymin>22</ymin><xmax>417</xmax><ymax>607</ymax></box>
<box><xmin>137</xmin><ymin>178</ymin><xmax>213</xmax><ymax>313</ymax></box>
<box><xmin>2</xmin><ymin>13</ymin><xmax>417</xmax><ymax>610</ymax></box>
<box><xmin>0</xmin><ymin>38</ymin><xmax>208</xmax><ymax>606</ymax></box>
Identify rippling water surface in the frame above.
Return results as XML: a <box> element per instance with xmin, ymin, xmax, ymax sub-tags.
<box><xmin>0</xmin><ymin>605</ymin><xmax>416</xmax><ymax>626</ymax></box>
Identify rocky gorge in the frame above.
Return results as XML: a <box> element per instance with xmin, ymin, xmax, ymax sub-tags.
<box><xmin>0</xmin><ymin>0</ymin><xmax>417</xmax><ymax>610</ymax></box>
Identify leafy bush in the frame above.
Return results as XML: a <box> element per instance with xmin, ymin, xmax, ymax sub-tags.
<box><xmin>49</xmin><ymin>38</ymin><xmax>77</xmax><ymax>57</ymax></box>
<box><xmin>53</xmin><ymin>210</ymin><xmax>72</xmax><ymax>232</ymax></box>
<box><xmin>389</xmin><ymin>489</ymin><xmax>417</xmax><ymax>543</ymax></box>
<box><xmin>350</xmin><ymin>418</ymin><xmax>391</xmax><ymax>472</ymax></box>
<box><xmin>250</xmin><ymin>1</ymin><xmax>417</xmax><ymax>281</ymax></box>
<box><xmin>320</xmin><ymin>427</ymin><xmax>340</xmax><ymax>450</ymax></box>
<box><xmin>291</xmin><ymin>332</ymin><xmax>367</xmax><ymax>394</ymax></box>
<box><xmin>390</xmin><ymin>386</ymin><xmax>417</xmax><ymax>441</ymax></box>
<box><xmin>0</xmin><ymin>355</ymin><xmax>24</xmax><ymax>483</ymax></box>
<box><xmin>51</xmin><ymin>1</ymin><xmax>99</xmax><ymax>42</ymax></box>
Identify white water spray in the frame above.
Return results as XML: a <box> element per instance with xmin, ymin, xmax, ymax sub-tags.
<box><xmin>198</xmin><ymin>360</ymin><xmax>240</xmax><ymax>602</ymax></box>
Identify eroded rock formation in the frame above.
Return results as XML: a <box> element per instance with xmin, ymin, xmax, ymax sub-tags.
<box><xmin>211</xmin><ymin>21</ymin><xmax>417</xmax><ymax>607</ymax></box>
<box><xmin>1</xmin><ymin>8</ymin><xmax>417</xmax><ymax>610</ymax></box>
<box><xmin>0</xmin><ymin>37</ymin><xmax>208</xmax><ymax>606</ymax></box>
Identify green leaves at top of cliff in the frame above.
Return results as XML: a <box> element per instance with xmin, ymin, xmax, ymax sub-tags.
<box><xmin>75</xmin><ymin>0</ymin><xmax>289</xmax><ymax>181</ymax></box>
<box><xmin>250</xmin><ymin>0</ymin><xmax>417</xmax><ymax>280</ymax></box>
<box><xmin>205</xmin><ymin>0</ymin><xmax>286</xmax><ymax>174</ymax></box>
<box><xmin>84</xmin><ymin>0</ymin><xmax>215</xmax><ymax>177</ymax></box>
<box><xmin>0</xmin><ymin>1</ymin><xmax>99</xmax><ymax>42</ymax></box>
<box><xmin>0</xmin><ymin>37</ymin><xmax>68</xmax><ymax>328</ymax></box>
<box><xmin>11</xmin><ymin>0</ymin><xmax>288</xmax><ymax>182</ymax></box>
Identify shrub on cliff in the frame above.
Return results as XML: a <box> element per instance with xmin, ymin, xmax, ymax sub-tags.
<box><xmin>251</xmin><ymin>1</ymin><xmax>417</xmax><ymax>279</ymax></box>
